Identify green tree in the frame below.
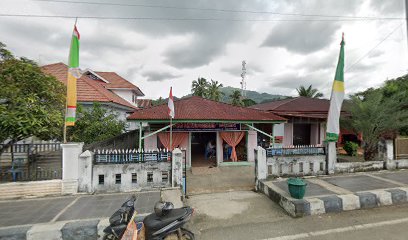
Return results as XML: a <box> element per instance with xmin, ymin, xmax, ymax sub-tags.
<box><xmin>344</xmin><ymin>90</ymin><xmax>408</xmax><ymax>161</ymax></box>
<box><xmin>0</xmin><ymin>42</ymin><xmax>65</xmax><ymax>155</ymax></box>
<box><xmin>242</xmin><ymin>98</ymin><xmax>257</xmax><ymax>107</ymax></box>
<box><xmin>296</xmin><ymin>85</ymin><xmax>323</xmax><ymax>98</ymax></box>
<box><xmin>207</xmin><ymin>79</ymin><xmax>224</xmax><ymax>101</ymax></box>
<box><xmin>229</xmin><ymin>90</ymin><xmax>244</xmax><ymax>106</ymax></box>
<box><xmin>152</xmin><ymin>97</ymin><xmax>166</xmax><ymax>106</ymax></box>
<box><xmin>67</xmin><ymin>103</ymin><xmax>126</xmax><ymax>144</ymax></box>
<box><xmin>191</xmin><ymin>77</ymin><xmax>209</xmax><ymax>97</ymax></box>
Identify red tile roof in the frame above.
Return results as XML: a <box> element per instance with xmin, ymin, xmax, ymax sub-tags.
<box><xmin>250</xmin><ymin>97</ymin><xmax>347</xmax><ymax>119</ymax></box>
<box><xmin>127</xmin><ymin>96</ymin><xmax>286</xmax><ymax>122</ymax></box>
<box><xmin>41</xmin><ymin>63</ymin><xmax>136</xmax><ymax>110</ymax></box>
<box><xmin>94</xmin><ymin>71</ymin><xmax>144</xmax><ymax>96</ymax></box>
<box><xmin>250</xmin><ymin>97</ymin><xmax>330</xmax><ymax>112</ymax></box>
<box><xmin>135</xmin><ymin>99</ymin><xmax>152</xmax><ymax>108</ymax></box>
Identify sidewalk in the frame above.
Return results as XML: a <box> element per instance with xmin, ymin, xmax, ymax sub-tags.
<box><xmin>258</xmin><ymin>169</ymin><xmax>408</xmax><ymax>217</ymax></box>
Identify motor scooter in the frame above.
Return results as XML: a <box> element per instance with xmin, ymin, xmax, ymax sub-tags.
<box><xmin>103</xmin><ymin>195</ymin><xmax>194</xmax><ymax>240</ymax></box>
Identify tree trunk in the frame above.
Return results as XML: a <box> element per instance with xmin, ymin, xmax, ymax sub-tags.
<box><xmin>364</xmin><ymin>143</ymin><xmax>378</xmax><ymax>161</ymax></box>
<box><xmin>0</xmin><ymin>139</ymin><xmax>15</xmax><ymax>156</ymax></box>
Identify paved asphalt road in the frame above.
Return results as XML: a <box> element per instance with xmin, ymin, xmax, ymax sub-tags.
<box><xmin>186</xmin><ymin>191</ymin><xmax>408</xmax><ymax>240</ymax></box>
<box><xmin>0</xmin><ymin>191</ymin><xmax>159</xmax><ymax>227</ymax></box>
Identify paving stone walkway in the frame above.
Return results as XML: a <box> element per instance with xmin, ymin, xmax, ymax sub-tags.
<box><xmin>0</xmin><ymin>191</ymin><xmax>160</xmax><ymax>227</ymax></box>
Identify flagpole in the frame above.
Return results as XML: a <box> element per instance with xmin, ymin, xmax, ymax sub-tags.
<box><xmin>63</xmin><ymin>111</ymin><xmax>67</xmax><ymax>143</ymax></box>
<box><xmin>63</xmin><ymin>18</ymin><xmax>80</xmax><ymax>144</ymax></box>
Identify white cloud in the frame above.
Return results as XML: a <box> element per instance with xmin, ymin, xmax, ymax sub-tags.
<box><xmin>0</xmin><ymin>0</ymin><xmax>406</xmax><ymax>99</ymax></box>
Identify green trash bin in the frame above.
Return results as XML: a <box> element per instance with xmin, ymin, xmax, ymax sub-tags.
<box><xmin>287</xmin><ymin>178</ymin><xmax>307</xmax><ymax>199</ymax></box>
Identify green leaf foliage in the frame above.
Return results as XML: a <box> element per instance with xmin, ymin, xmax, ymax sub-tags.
<box><xmin>242</xmin><ymin>98</ymin><xmax>257</xmax><ymax>107</ymax></box>
<box><xmin>191</xmin><ymin>77</ymin><xmax>209</xmax><ymax>98</ymax></box>
<box><xmin>343</xmin><ymin>141</ymin><xmax>358</xmax><ymax>156</ymax></box>
<box><xmin>67</xmin><ymin>103</ymin><xmax>126</xmax><ymax>144</ymax></box>
<box><xmin>296</xmin><ymin>85</ymin><xmax>323</xmax><ymax>98</ymax></box>
<box><xmin>344</xmin><ymin>81</ymin><xmax>408</xmax><ymax>160</ymax></box>
<box><xmin>0</xmin><ymin>42</ymin><xmax>65</xmax><ymax>145</ymax></box>
<box><xmin>229</xmin><ymin>90</ymin><xmax>244</xmax><ymax>106</ymax></box>
<box><xmin>207</xmin><ymin>80</ymin><xmax>224</xmax><ymax>101</ymax></box>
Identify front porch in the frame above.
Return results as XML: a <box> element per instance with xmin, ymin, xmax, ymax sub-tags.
<box><xmin>186</xmin><ymin>165</ymin><xmax>255</xmax><ymax>195</ymax></box>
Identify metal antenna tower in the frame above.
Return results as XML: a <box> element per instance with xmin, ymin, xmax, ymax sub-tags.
<box><xmin>240</xmin><ymin>60</ymin><xmax>247</xmax><ymax>98</ymax></box>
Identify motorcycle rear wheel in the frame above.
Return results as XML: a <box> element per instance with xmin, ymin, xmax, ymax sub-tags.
<box><xmin>164</xmin><ymin>228</ymin><xmax>194</xmax><ymax>240</ymax></box>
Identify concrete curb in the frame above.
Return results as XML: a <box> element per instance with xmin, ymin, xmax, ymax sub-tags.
<box><xmin>0</xmin><ymin>215</ymin><xmax>149</xmax><ymax>240</ymax></box>
<box><xmin>257</xmin><ymin>180</ymin><xmax>408</xmax><ymax>218</ymax></box>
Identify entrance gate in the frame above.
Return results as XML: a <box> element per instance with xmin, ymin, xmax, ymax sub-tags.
<box><xmin>395</xmin><ymin>137</ymin><xmax>408</xmax><ymax>159</ymax></box>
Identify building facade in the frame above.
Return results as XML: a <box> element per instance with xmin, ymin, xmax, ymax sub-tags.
<box><xmin>41</xmin><ymin>63</ymin><xmax>146</xmax><ymax>130</ymax></box>
<box><xmin>251</xmin><ymin>97</ymin><xmax>350</xmax><ymax>147</ymax></box>
<box><xmin>127</xmin><ymin>96</ymin><xmax>286</xmax><ymax>168</ymax></box>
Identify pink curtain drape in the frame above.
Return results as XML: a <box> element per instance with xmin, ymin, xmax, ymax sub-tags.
<box><xmin>158</xmin><ymin>132</ymin><xmax>188</xmax><ymax>151</ymax></box>
<box><xmin>220</xmin><ymin>131</ymin><xmax>245</xmax><ymax>162</ymax></box>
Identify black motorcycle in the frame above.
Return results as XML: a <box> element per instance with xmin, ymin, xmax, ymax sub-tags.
<box><xmin>103</xmin><ymin>195</ymin><xmax>194</xmax><ymax>240</ymax></box>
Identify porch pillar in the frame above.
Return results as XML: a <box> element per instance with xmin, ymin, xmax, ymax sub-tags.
<box><xmin>138</xmin><ymin>122</ymin><xmax>142</xmax><ymax>150</ymax></box>
<box><xmin>188</xmin><ymin>132</ymin><xmax>192</xmax><ymax>168</ymax></box>
<box><xmin>216</xmin><ymin>132</ymin><xmax>223</xmax><ymax>165</ymax></box>
<box><xmin>247</xmin><ymin>130</ymin><xmax>257</xmax><ymax>162</ymax></box>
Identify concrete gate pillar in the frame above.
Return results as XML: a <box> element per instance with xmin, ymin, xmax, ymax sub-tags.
<box><xmin>256</xmin><ymin>146</ymin><xmax>267</xmax><ymax>181</ymax></box>
<box><xmin>327</xmin><ymin>142</ymin><xmax>336</xmax><ymax>175</ymax></box>
<box><xmin>61</xmin><ymin>142</ymin><xmax>84</xmax><ymax>194</ymax></box>
<box><xmin>172</xmin><ymin>148</ymin><xmax>183</xmax><ymax>188</ymax></box>
<box><xmin>385</xmin><ymin>139</ymin><xmax>396</xmax><ymax>170</ymax></box>
<box><xmin>78</xmin><ymin>150</ymin><xmax>93</xmax><ymax>193</ymax></box>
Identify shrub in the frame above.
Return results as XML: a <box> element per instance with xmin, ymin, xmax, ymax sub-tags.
<box><xmin>343</xmin><ymin>141</ymin><xmax>358</xmax><ymax>156</ymax></box>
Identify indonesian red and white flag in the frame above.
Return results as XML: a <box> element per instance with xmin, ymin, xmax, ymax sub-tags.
<box><xmin>168</xmin><ymin>87</ymin><xmax>175</xmax><ymax>118</ymax></box>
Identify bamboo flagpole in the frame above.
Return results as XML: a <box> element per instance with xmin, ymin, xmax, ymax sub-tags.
<box><xmin>63</xmin><ymin>19</ymin><xmax>81</xmax><ymax>143</ymax></box>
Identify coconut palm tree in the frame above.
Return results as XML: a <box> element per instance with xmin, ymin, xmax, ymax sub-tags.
<box><xmin>191</xmin><ymin>77</ymin><xmax>209</xmax><ymax>98</ymax></box>
<box><xmin>229</xmin><ymin>90</ymin><xmax>244</xmax><ymax>106</ymax></box>
<box><xmin>296</xmin><ymin>85</ymin><xmax>323</xmax><ymax>98</ymax></box>
<box><xmin>207</xmin><ymin>80</ymin><xmax>224</xmax><ymax>101</ymax></box>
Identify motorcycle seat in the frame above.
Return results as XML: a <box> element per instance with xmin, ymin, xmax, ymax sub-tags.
<box><xmin>143</xmin><ymin>208</ymin><xmax>188</xmax><ymax>232</ymax></box>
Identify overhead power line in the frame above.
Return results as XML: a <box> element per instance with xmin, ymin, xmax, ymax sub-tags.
<box><xmin>34</xmin><ymin>0</ymin><xmax>405</xmax><ymax>21</ymax></box>
<box><xmin>0</xmin><ymin>13</ymin><xmax>405</xmax><ymax>22</ymax></box>
<box><xmin>346</xmin><ymin>23</ymin><xmax>403</xmax><ymax>72</ymax></box>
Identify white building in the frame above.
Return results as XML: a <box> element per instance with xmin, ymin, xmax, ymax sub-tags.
<box><xmin>41</xmin><ymin>63</ymin><xmax>146</xmax><ymax>130</ymax></box>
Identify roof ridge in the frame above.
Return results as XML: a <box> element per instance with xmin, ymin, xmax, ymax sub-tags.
<box><xmin>41</xmin><ymin>62</ymin><xmax>67</xmax><ymax>68</ymax></box>
<box><xmin>251</xmin><ymin>97</ymin><xmax>298</xmax><ymax>110</ymax></box>
<box><xmin>180</xmin><ymin>96</ymin><xmax>282</xmax><ymax>116</ymax></box>
<box><xmin>82</xmin><ymin>76</ymin><xmax>135</xmax><ymax>109</ymax></box>
<box><xmin>273</xmin><ymin>97</ymin><xmax>301</xmax><ymax>109</ymax></box>
<box><xmin>127</xmin><ymin>95</ymin><xmax>287</xmax><ymax>121</ymax></box>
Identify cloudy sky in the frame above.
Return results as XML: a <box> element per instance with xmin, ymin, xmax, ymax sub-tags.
<box><xmin>0</xmin><ymin>0</ymin><xmax>407</xmax><ymax>99</ymax></box>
